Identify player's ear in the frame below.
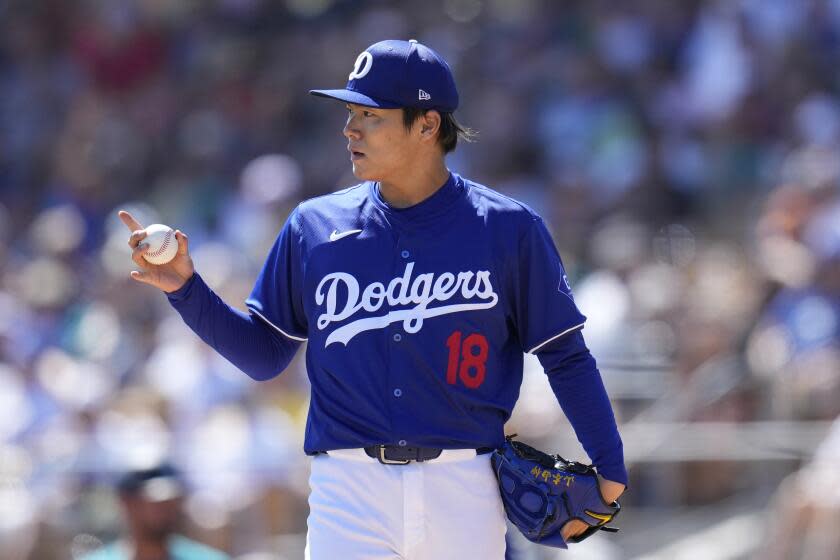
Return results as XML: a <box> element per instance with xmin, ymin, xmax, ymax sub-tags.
<box><xmin>418</xmin><ymin>110</ymin><xmax>442</xmax><ymax>142</ymax></box>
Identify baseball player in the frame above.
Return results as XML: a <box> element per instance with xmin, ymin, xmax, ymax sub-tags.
<box><xmin>120</xmin><ymin>39</ymin><xmax>626</xmax><ymax>559</ymax></box>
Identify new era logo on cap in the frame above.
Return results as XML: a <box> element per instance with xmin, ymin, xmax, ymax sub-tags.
<box><xmin>310</xmin><ymin>39</ymin><xmax>459</xmax><ymax>113</ymax></box>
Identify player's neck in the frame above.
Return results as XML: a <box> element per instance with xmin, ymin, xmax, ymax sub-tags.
<box><xmin>378</xmin><ymin>161</ymin><xmax>450</xmax><ymax>209</ymax></box>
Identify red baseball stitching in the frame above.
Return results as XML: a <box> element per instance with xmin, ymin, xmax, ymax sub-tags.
<box><xmin>147</xmin><ymin>229</ymin><xmax>173</xmax><ymax>258</ymax></box>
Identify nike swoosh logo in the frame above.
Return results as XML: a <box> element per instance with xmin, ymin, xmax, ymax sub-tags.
<box><xmin>329</xmin><ymin>229</ymin><xmax>363</xmax><ymax>242</ymax></box>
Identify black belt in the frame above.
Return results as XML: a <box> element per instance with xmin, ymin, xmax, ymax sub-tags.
<box><xmin>364</xmin><ymin>445</ymin><xmax>443</xmax><ymax>465</ymax></box>
<box><xmin>362</xmin><ymin>445</ymin><xmax>495</xmax><ymax>465</ymax></box>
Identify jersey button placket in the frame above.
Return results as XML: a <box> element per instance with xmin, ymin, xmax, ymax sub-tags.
<box><xmin>390</xmin><ymin>231</ymin><xmax>418</xmax><ymax>454</ymax></box>
<box><xmin>387</xmin><ymin>232</ymin><xmax>407</xmax><ymax>449</ymax></box>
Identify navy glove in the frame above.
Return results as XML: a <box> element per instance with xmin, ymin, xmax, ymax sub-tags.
<box><xmin>490</xmin><ymin>435</ymin><xmax>621</xmax><ymax>549</ymax></box>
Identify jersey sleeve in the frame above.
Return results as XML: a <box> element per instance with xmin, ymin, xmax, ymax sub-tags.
<box><xmin>512</xmin><ymin>217</ymin><xmax>587</xmax><ymax>354</ymax></box>
<box><xmin>245</xmin><ymin>207</ymin><xmax>308</xmax><ymax>341</ymax></box>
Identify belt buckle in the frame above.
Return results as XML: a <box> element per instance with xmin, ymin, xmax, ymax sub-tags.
<box><xmin>378</xmin><ymin>445</ymin><xmax>411</xmax><ymax>465</ymax></box>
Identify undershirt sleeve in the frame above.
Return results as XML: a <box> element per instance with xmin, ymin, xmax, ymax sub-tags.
<box><xmin>535</xmin><ymin>329</ymin><xmax>628</xmax><ymax>486</ymax></box>
<box><xmin>167</xmin><ymin>273</ymin><xmax>301</xmax><ymax>381</ymax></box>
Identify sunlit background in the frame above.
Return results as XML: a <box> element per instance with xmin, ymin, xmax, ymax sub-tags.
<box><xmin>1</xmin><ymin>0</ymin><xmax>839</xmax><ymax>558</ymax></box>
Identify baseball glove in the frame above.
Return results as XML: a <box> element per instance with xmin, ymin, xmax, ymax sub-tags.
<box><xmin>490</xmin><ymin>435</ymin><xmax>620</xmax><ymax>549</ymax></box>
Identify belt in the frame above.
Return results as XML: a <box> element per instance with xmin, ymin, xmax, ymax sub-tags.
<box><xmin>364</xmin><ymin>445</ymin><xmax>444</xmax><ymax>465</ymax></box>
<box><xmin>320</xmin><ymin>446</ymin><xmax>496</xmax><ymax>465</ymax></box>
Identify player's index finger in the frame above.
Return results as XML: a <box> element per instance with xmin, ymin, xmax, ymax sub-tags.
<box><xmin>118</xmin><ymin>210</ymin><xmax>144</xmax><ymax>231</ymax></box>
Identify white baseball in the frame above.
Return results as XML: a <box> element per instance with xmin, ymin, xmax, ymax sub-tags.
<box><xmin>142</xmin><ymin>224</ymin><xmax>178</xmax><ymax>265</ymax></box>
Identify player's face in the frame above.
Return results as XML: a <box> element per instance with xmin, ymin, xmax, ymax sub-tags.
<box><xmin>123</xmin><ymin>495</ymin><xmax>183</xmax><ymax>539</ymax></box>
<box><xmin>343</xmin><ymin>103</ymin><xmax>420</xmax><ymax>182</ymax></box>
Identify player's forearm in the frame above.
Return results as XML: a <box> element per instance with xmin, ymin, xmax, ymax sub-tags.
<box><xmin>166</xmin><ymin>272</ymin><xmax>300</xmax><ymax>380</ymax></box>
<box><xmin>537</xmin><ymin>331</ymin><xmax>628</xmax><ymax>486</ymax></box>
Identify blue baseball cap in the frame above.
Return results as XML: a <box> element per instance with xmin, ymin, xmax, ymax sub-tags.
<box><xmin>310</xmin><ymin>39</ymin><xmax>459</xmax><ymax>113</ymax></box>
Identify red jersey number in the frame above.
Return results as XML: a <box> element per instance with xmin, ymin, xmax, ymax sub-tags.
<box><xmin>445</xmin><ymin>331</ymin><xmax>489</xmax><ymax>389</ymax></box>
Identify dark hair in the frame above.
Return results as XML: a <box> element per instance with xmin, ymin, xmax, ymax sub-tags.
<box><xmin>402</xmin><ymin>108</ymin><xmax>477</xmax><ymax>154</ymax></box>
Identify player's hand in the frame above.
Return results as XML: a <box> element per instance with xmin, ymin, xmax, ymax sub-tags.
<box><xmin>560</xmin><ymin>475</ymin><xmax>625</xmax><ymax>542</ymax></box>
<box><xmin>119</xmin><ymin>210</ymin><xmax>195</xmax><ymax>293</ymax></box>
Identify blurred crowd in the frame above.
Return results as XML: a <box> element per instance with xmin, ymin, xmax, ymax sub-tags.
<box><xmin>1</xmin><ymin>0</ymin><xmax>839</xmax><ymax>558</ymax></box>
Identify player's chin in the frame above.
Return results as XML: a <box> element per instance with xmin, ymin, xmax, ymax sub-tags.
<box><xmin>350</xmin><ymin>161</ymin><xmax>376</xmax><ymax>181</ymax></box>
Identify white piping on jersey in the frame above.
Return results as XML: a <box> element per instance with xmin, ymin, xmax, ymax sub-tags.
<box><xmin>527</xmin><ymin>322</ymin><xmax>585</xmax><ymax>354</ymax></box>
<box><xmin>248</xmin><ymin>306</ymin><xmax>308</xmax><ymax>342</ymax></box>
<box><xmin>315</xmin><ymin>262</ymin><xmax>499</xmax><ymax>346</ymax></box>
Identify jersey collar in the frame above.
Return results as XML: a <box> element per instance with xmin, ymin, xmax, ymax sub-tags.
<box><xmin>369</xmin><ymin>172</ymin><xmax>464</xmax><ymax>224</ymax></box>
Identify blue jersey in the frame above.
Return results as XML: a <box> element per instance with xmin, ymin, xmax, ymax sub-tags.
<box><xmin>246</xmin><ymin>173</ymin><xmax>586</xmax><ymax>453</ymax></box>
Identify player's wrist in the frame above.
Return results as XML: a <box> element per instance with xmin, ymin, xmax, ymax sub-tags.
<box><xmin>597</xmin><ymin>475</ymin><xmax>626</xmax><ymax>503</ymax></box>
<box><xmin>165</xmin><ymin>271</ymin><xmax>198</xmax><ymax>297</ymax></box>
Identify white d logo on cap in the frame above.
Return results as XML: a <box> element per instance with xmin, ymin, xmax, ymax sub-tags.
<box><xmin>348</xmin><ymin>51</ymin><xmax>373</xmax><ymax>80</ymax></box>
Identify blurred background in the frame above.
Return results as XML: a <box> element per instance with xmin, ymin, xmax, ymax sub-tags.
<box><xmin>1</xmin><ymin>0</ymin><xmax>839</xmax><ymax>558</ymax></box>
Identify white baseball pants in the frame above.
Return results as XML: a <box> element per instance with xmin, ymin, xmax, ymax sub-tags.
<box><xmin>304</xmin><ymin>448</ymin><xmax>508</xmax><ymax>560</ymax></box>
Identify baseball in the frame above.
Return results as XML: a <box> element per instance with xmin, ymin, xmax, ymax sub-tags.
<box><xmin>142</xmin><ymin>224</ymin><xmax>178</xmax><ymax>265</ymax></box>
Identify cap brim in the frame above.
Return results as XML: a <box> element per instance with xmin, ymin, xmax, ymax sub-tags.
<box><xmin>309</xmin><ymin>89</ymin><xmax>402</xmax><ymax>109</ymax></box>
<box><xmin>138</xmin><ymin>478</ymin><xmax>184</xmax><ymax>502</ymax></box>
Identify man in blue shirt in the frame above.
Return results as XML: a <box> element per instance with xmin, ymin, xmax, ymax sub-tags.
<box><xmin>120</xmin><ymin>39</ymin><xmax>626</xmax><ymax>558</ymax></box>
